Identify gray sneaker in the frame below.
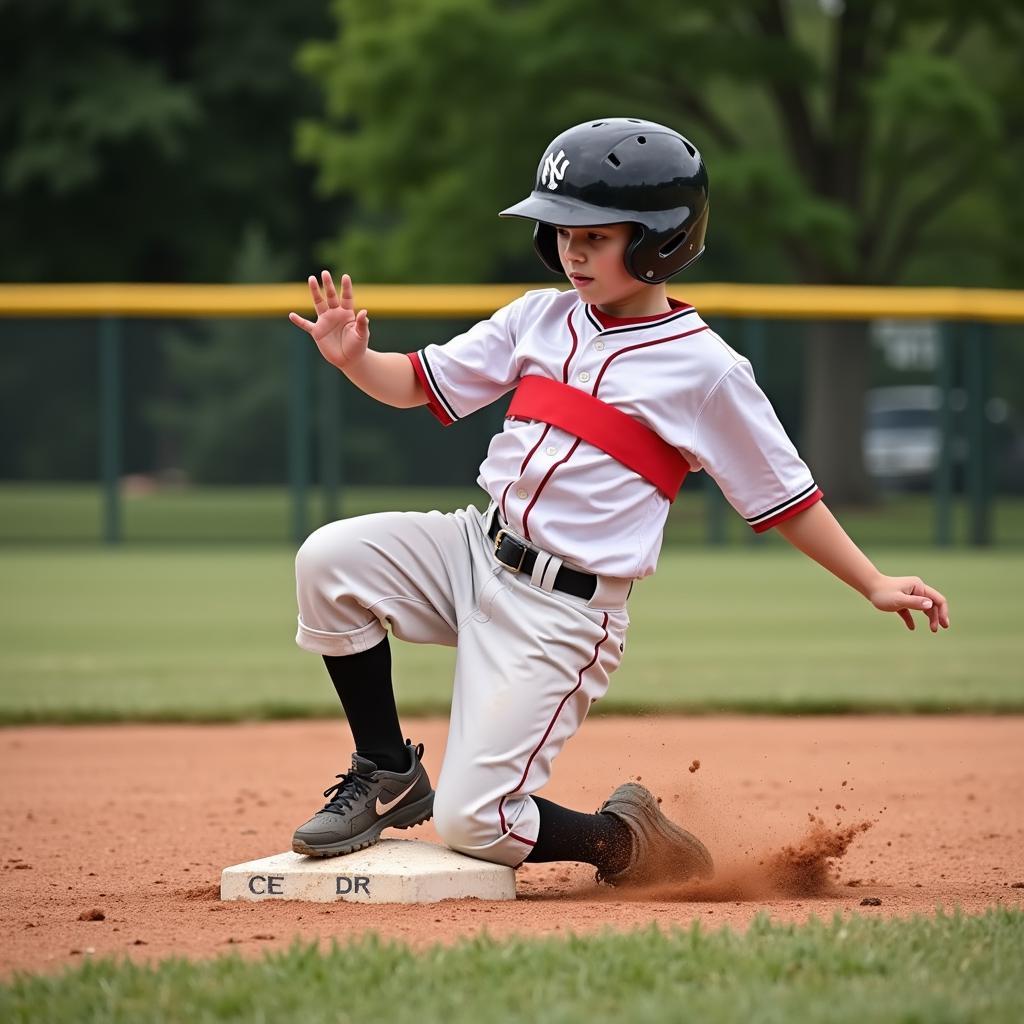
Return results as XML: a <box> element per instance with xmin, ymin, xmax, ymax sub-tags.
<box><xmin>292</xmin><ymin>740</ymin><xmax>434</xmax><ymax>858</ymax></box>
<box><xmin>597</xmin><ymin>782</ymin><xmax>714</xmax><ymax>886</ymax></box>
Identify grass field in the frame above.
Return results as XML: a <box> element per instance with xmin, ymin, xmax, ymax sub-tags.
<box><xmin>2</xmin><ymin>491</ymin><xmax>1020</xmax><ymax>1009</ymax></box>
<box><xmin>2</xmin><ymin>483</ymin><xmax>1023</xmax><ymax>547</ymax></box>
<box><xmin>0</xmin><ymin>542</ymin><xmax>1017</xmax><ymax>722</ymax></box>
<box><xmin>3</xmin><ymin>910</ymin><xmax>1021</xmax><ymax>1023</ymax></box>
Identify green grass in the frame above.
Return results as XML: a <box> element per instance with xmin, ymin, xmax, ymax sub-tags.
<box><xmin>0</xmin><ymin>542</ymin><xmax>1017</xmax><ymax>723</ymax></box>
<box><xmin>3</xmin><ymin>910</ymin><xmax>1022</xmax><ymax>1023</ymax></box>
<box><xmin>2</xmin><ymin>482</ymin><xmax>1023</xmax><ymax>546</ymax></box>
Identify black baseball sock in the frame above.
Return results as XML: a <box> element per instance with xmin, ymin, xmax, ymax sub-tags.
<box><xmin>525</xmin><ymin>796</ymin><xmax>633</xmax><ymax>876</ymax></box>
<box><xmin>322</xmin><ymin>637</ymin><xmax>408</xmax><ymax>773</ymax></box>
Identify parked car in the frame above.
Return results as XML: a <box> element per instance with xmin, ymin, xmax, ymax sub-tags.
<box><xmin>863</xmin><ymin>386</ymin><xmax>1024</xmax><ymax>493</ymax></box>
<box><xmin>862</xmin><ymin>387</ymin><xmax>964</xmax><ymax>490</ymax></box>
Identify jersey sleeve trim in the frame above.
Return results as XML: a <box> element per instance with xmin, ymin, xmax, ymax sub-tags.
<box><xmin>406</xmin><ymin>351</ymin><xmax>455</xmax><ymax>426</ymax></box>
<box><xmin>748</xmin><ymin>484</ymin><xmax>823</xmax><ymax>533</ymax></box>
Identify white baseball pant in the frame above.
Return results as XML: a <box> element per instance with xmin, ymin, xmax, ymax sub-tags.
<box><xmin>294</xmin><ymin>504</ymin><xmax>631</xmax><ymax>867</ymax></box>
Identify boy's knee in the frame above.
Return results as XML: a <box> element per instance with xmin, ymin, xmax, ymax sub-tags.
<box><xmin>295</xmin><ymin>520</ymin><xmax>357</xmax><ymax>584</ymax></box>
<box><xmin>295</xmin><ymin>523</ymin><xmax>329</xmax><ymax>580</ymax></box>
<box><xmin>432</xmin><ymin>788</ymin><xmax>501</xmax><ymax>857</ymax></box>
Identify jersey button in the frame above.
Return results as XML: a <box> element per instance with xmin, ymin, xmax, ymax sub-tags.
<box><xmin>515</xmin><ymin>488</ymin><xmax>528</xmax><ymax>500</ymax></box>
<box><xmin>545</xmin><ymin>446</ymin><xmax>557</xmax><ymax>456</ymax></box>
<box><xmin>578</xmin><ymin>371</ymin><xmax>591</xmax><ymax>383</ymax></box>
<box><xmin>594</xmin><ymin>341</ymin><xmax>605</xmax><ymax>351</ymax></box>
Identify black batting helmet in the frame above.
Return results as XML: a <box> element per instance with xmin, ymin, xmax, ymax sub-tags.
<box><xmin>500</xmin><ymin>118</ymin><xmax>709</xmax><ymax>284</ymax></box>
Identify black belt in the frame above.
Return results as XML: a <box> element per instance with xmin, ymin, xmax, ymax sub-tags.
<box><xmin>487</xmin><ymin>511</ymin><xmax>596</xmax><ymax>600</ymax></box>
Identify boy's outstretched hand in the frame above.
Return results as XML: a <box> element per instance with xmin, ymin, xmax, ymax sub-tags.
<box><xmin>867</xmin><ymin>575</ymin><xmax>950</xmax><ymax>632</ymax></box>
<box><xmin>289</xmin><ymin>271</ymin><xmax>369</xmax><ymax>369</ymax></box>
<box><xmin>775</xmin><ymin>503</ymin><xmax>950</xmax><ymax>634</ymax></box>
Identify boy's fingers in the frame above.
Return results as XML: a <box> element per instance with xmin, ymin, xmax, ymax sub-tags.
<box><xmin>924</xmin><ymin>585</ymin><xmax>949</xmax><ymax>627</ymax></box>
<box><xmin>893</xmin><ymin>592</ymin><xmax>932</xmax><ymax>612</ymax></box>
<box><xmin>288</xmin><ymin>311</ymin><xmax>315</xmax><ymax>333</ymax></box>
<box><xmin>322</xmin><ymin>270</ymin><xmax>340</xmax><ymax>308</ymax></box>
<box><xmin>354</xmin><ymin>309</ymin><xmax>369</xmax><ymax>338</ymax></box>
<box><xmin>899</xmin><ymin>583</ymin><xmax>933</xmax><ymax>610</ymax></box>
<box><xmin>889</xmin><ymin>581</ymin><xmax>950</xmax><ymax>632</ymax></box>
<box><xmin>914</xmin><ymin>582</ymin><xmax>950</xmax><ymax>631</ymax></box>
<box><xmin>308</xmin><ymin>276</ymin><xmax>326</xmax><ymax>313</ymax></box>
<box><xmin>340</xmin><ymin>273</ymin><xmax>354</xmax><ymax>310</ymax></box>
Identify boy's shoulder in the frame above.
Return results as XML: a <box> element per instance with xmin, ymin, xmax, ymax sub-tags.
<box><xmin>511</xmin><ymin>287</ymin><xmax>576</xmax><ymax>316</ymax></box>
<box><xmin>650</xmin><ymin>301</ymin><xmax>748</xmax><ymax>382</ymax></box>
<box><xmin>685</xmin><ymin>321</ymin><xmax>747</xmax><ymax>370</ymax></box>
<box><xmin>484</xmin><ymin>287</ymin><xmax>569</xmax><ymax>326</ymax></box>
<box><xmin>489</xmin><ymin>288</ymin><xmax>576</xmax><ymax>336</ymax></box>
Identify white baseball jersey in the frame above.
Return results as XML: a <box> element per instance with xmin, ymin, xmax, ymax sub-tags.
<box><xmin>408</xmin><ymin>288</ymin><xmax>822</xmax><ymax>578</ymax></box>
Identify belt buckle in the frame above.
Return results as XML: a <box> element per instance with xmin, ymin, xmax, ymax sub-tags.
<box><xmin>493</xmin><ymin>529</ymin><xmax>527</xmax><ymax>573</ymax></box>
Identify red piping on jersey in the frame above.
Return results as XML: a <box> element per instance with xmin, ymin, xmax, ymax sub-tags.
<box><xmin>497</xmin><ymin>612</ymin><xmax>610</xmax><ymax>838</ymax></box>
<box><xmin>590</xmin><ymin>324</ymin><xmax>710</xmax><ymax>396</ymax></box>
<box><xmin>500</xmin><ymin>423</ymin><xmax>551</xmax><ymax>524</ymax></box>
<box><xmin>752</xmin><ymin>488</ymin><xmax>824</xmax><ymax>532</ymax></box>
<box><xmin>521</xmin><ymin>437</ymin><xmax>582</xmax><ymax>540</ymax></box>
<box><xmin>407</xmin><ymin>351</ymin><xmax>454</xmax><ymax>426</ymax></box>
<box><xmin>507</xmin><ymin>376</ymin><xmax>689</xmax><ymax>500</ymax></box>
<box><xmin>503</xmin><ymin>308</ymin><xmax>580</xmax><ymax>533</ymax></box>
<box><xmin>508</xmin><ymin>831</ymin><xmax>536</xmax><ymax>847</ymax></box>
<box><xmin>561</xmin><ymin>308</ymin><xmax>580</xmax><ymax>382</ymax></box>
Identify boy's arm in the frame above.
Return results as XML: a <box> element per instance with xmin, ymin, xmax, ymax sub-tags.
<box><xmin>774</xmin><ymin>501</ymin><xmax>950</xmax><ymax>633</ymax></box>
<box><xmin>289</xmin><ymin>271</ymin><xmax>428</xmax><ymax>409</ymax></box>
<box><xmin>340</xmin><ymin>349</ymin><xmax>427</xmax><ymax>409</ymax></box>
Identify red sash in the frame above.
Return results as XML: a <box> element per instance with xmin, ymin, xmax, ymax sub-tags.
<box><xmin>506</xmin><ymin>375</ymin><xmax>689</xmax><ymax>501</ymax></box>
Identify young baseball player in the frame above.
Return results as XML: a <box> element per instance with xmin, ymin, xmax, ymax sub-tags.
<box><xmin>287</xmin><ymin>118</ymin><xmax>949</xmax><ymax>886</ymax></box>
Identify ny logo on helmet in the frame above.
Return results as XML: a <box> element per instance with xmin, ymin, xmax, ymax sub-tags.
<box><xmin>541</xmin><ymin>149</ymin><xmax>570</xmax><ymax>191</ymax></box>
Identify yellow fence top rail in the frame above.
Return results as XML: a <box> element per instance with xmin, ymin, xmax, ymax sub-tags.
<box><xmin>1</xmin><ymin>283</ymin><xmax>1023</xmax><ymax>322</ymax></box>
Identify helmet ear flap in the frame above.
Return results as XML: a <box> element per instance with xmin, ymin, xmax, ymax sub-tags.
<box><xmin>625</xmin><ymin>208</ymin><xmax>707</xmax><ymax>284</ymax></box>
<box><xmin>623</xmin><ymin>224</ymin><xmax>652</xmax><ymax>283</ymax></box>
<box><xmin>533</xmin><ymin>223</ymin><xmax>564</xmax><ymax>276</ymax></box>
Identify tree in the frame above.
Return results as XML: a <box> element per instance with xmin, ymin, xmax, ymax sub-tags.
<box><xmin>147</xmin><ymin>226</ymin><xmax>292</xmax><ymax>484</ymax></box>
<box><xmin>0</xmin><ymin>0</ymin><xmax>344</xmax><ymax>483</ymax></box>
<box><xmin>0</xmin><ymin>0</ymin><xmax>337</xmax><ymax>282</ymax></box>
<box><xmin>297</xmin><ymin>0</ymin><xmax>1023</xmax><ymax>503</ymax></box>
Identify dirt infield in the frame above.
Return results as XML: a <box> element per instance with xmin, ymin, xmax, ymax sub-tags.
<box><xmin>3</xmin><ymin>716</ymin><xmax>1022</xmax><ymax>976</ymax></box>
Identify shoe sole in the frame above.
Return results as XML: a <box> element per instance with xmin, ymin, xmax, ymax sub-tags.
<box><xmin>292</xmin><ymin>791</ymin><xmax>435</xmax><ymax>858</ymax></box>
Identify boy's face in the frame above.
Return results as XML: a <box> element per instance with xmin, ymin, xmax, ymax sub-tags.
<box><xmin>554</xmin><ymin>223</ymin><xmax>665</xmax><ymax>314</ymax></box>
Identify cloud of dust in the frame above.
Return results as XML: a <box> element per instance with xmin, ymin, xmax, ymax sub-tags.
<box><xmin>680</xmin><ymin>816</ymin><xmax>874</xmax><ymax>901</ymax></box>
<box><xmin>591</xmin><ymin>814</ymin><xmax>875</xmax><ymax>903</ymax></box>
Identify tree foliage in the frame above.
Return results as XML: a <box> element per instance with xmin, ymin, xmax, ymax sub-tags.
<box><xmin>0</xmin><ymin>0</ymin><xmax>342</xmax><ymax>483</ymax></box>
<box><xmin>298</xmin><ymin>0</ymin><xmax>1022</xmax><ymax>287</ymax></box>
<box><xmin>0</xmin><ymin>0</ymin><xmax>336</xmax><ymax>281</ymax></box>
<box><xmin>4</xmin><ymin>2</ymin><xmax>1021</xmax><ymax>495</ymax></box>
<box><xmin>298</xmin><ymin>0</ymin><xmax>1023</xmax><ymax>502</ymax></box>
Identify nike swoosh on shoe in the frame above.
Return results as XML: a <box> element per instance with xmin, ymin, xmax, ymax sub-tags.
<box><xmin>375</xmin><ymin>778</ymin><xmax>419</xmax><ymax>816</ymax></box>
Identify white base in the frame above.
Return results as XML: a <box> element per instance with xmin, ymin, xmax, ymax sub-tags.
<box><xmin>220</xmin><ymin>838</ymin><xmax>516</xmax><ymax>904</ymax></box>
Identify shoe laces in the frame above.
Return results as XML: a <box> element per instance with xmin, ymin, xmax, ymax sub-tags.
<box><xmin>320</xmin><ymin>769</ymin><xmax>374</xmax><ymax>815</ymax></box>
